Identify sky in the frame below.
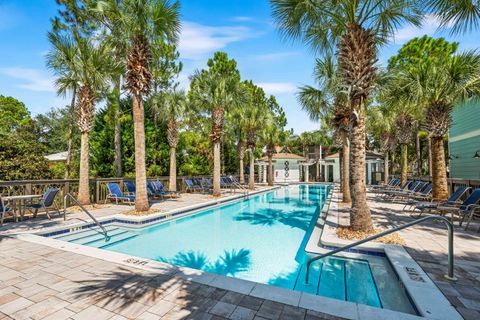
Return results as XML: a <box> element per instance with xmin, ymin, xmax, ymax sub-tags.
<box><xmin>1</xmin><ymin>0</ymin><xmax>479</xmax><ymax>134</ymax></box>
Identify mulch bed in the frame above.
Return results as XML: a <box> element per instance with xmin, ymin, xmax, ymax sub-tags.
<box><xmin>336</xmin><ymin>227</ymin><xmax>405</xmax><ymax>245</ymax></box>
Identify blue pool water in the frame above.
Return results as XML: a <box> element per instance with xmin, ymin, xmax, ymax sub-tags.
<box><xmin>52</xmin><ymin>185</ymin><xmax>415</xmax><ymax>313</ymax></box>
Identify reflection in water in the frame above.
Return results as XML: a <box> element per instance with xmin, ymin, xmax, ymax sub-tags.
<box><xmin>157</xmin><ymin>248</ymin><xmax>251</xmax><ymax>277</ymax></box>
<box><xmin>235</xmin><ymin>208</ymin><xmax>311</xmax><ymax>231</ymax></box>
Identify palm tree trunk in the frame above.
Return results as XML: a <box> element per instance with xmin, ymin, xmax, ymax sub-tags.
<box><xmin>169</xmin><ymin>147</ymin><xmax>177</xmax><ymax>192</ymax></box>
<box><xmin>431</xmin><ymin>137</ymin><xmax>449</xmax><ymax>200</ymax></box>
<box><xmin>239</xmin><ymin>158</ymin><xmax>244</xmax><ymax>184</ymax></box>
<box><xmin>114</xmin><ymin>81</ymin><xmax>122</xmax><ymax>178</ymax></box>
<box><xmin>416</xmin><ymin>129</ymin><xmax>421</xmax><ymax>176</ymax></box>
<box><xmin>401</xmin><ymin>144</ymin><xmax>408</xmax><ymax>185</ymax></box>
<box><xmin>132</xmin><ymin>94</ymin><xmax>149</xmax><ymax>211</ymax></box>
<box><xmin>341</xmin><ymin>130</ymin><xmax>351</xmax><ymax>203</ymax></box>
<box><xmin>64</xmin><ymin>86</ymin><xmax>76</xmax><ymax>180</ymax></box>
<box><xmin>213</xmin><ymin>142</ymin><xmax>221</xmax><ymax>196</ymax></box>
<box><xmin>249</xmin><ymin>149</ymin><xmax>255</xmax><ymax>190</ymax></box>
<box><xmin>77</xmin><ymin>132</ymin><xmax>90</xmax><ymax>205</ymax></box>
<box><xmin>268</xmin><ymin>154</ymin><xmax>273</xmax><ymax>186</ymax></box>
<box><xmin>428</xmin><ymin>138</ymin><xmax>433</xmax><ymax>178</ymax></box>
<box><xmin>349</xmin><ymin>106</ymin><xmax>373</xmax><ymax>231</ymax></box>
<box><xmin>384</xmin><ymin>151</ymin><xmax>389</xmax><ymax>184</ymax></box>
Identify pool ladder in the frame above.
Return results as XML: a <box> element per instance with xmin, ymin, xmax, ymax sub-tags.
<box><xmin>63</xmin><ymin>193</ymin><xmax>110</xmax><ymax>241</ymax></box>
<box><xmin>305</xmin><ymin>215</ymin><xmax>455</xmax><ymax>284</ymax></box>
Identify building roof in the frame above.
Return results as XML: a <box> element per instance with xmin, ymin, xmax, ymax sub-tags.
<box><xmin>45</xmin><ymin>151</ymin><xmax>68</xmax><ymax>162</ymax></box>
<box><xmin>324</xmin><ymin>151</ymin><xmax>384</xmax><ymax>160</ymax></box>
<box><xmin>260</xmin><ymin>152</ymin><xmax>306</xmax><ymax>161</ymax></box>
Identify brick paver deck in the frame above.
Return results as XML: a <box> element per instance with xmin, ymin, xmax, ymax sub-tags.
<box><xmin>0</xmin><ymin>236</ymin><xmax>342</xmax><ymax>320</ymax></box>
<box><xmin>364</xmin><ymin>192</ymin><xmax>480</xmax><ymax>320</ymax></box>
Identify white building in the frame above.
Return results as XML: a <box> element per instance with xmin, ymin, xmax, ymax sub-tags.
<box><xmin>322</xmin><ymin>151</ymin><xmax>384</xmax><ymax>184</ymax></box>
<box><xmin>258</xmin><ymin>153</ymin><xmax>307</xmax><ymax>183</ymax></box>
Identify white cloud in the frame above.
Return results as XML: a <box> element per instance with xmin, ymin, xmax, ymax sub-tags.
<box><xmin>179</xmin><ymin>21</ymin><xmax>254</xmax><ymax>59</ymax></box>
<box><xmin>250</xmin><ymin>51</ymin><xmax>300</xmax><ymax>61</ymax></box>
<box><xmin>232</xmin><ymin>16</ymin><xmax>253</xmax><ymax>22</ymax></box>
<box><xmin>0</xmin><ymin>67</ymin><xmax>55</xmax><ymax>92</ymax></box>
<box><xmin>257</xmin><ymin>82</ymin><xmax>297</xmax><ymax>94</ymax></box>
<box><xmin>393</xmin><ymin>14</ymin><xmax>450</xmax><ymax>44</ymax></box>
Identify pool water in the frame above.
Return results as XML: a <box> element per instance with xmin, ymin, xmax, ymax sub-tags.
<box><xmin>53</xmin><ymin>185</ymin><xmax>415</xmax><ymax>313</ymax></box>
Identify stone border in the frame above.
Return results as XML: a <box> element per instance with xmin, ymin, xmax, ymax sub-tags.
<box><xmin>305</xmin><ymin>187</ymin><xmax>462</xmax><ymax>320</ymax></box>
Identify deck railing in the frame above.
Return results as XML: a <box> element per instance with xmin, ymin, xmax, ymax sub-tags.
<box><xmin>0</xmin><ymin>174</ymin><xmax>248</xmax><ymax>206</ymax></box>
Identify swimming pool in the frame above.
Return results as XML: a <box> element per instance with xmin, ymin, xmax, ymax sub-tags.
<box><xmin>50</xmin><ymin>185</ymin><xmax>415</xmax><ymax>314</ymax></box>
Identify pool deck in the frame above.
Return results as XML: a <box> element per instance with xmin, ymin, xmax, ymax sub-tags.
<box><xmin>0</xmin><ymin>185</ymin><xmax>479</xmax><ymax>319</ymax></box>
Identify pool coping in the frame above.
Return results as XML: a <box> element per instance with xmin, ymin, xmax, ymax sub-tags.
<box><xmin>11</xmin><ymin>184</ymin><xmax>443</xmax><ymax>320</ymax></box>
<box><xmin>305</xmin><ymin>187</ymin><xmax>462</xmax><ymax>320</ymax></box>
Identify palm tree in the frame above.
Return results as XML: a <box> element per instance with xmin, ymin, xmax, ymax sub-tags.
<box><xmin>95</xmin><ymin>0</ymin><xmax>180</xmax><ymax>211</ymax></box>
<box><xmin>298</xmin><ymin>57</ymin><xmax>351</xmax><ymax>202</ymax></box>
<box><xmin>150</xmin><ymin>88</ymin><xmax>185</xmax><ymax>192</ymax></box>
<box><xmin>261</xmin><ymin>118</ymin><xmax>283</xmax><ymax>186</ymax></box>
<box><xmin>230</xmin><ymin>103</ymin><xmax>248</xmax><ymax>184</ymax></box>
<box><xmin>48</xmin><ymin>31</ymin><xmax>114</xmax><ymax>204</ymax></box>
<box><xmin>392</xmin><ymin>52</ymin><xmax>480</xmax><ymax>199</ymax></box>
<box><xmin>272</xmin><ymin>0</ymin><xmax>422</xmax><ymax>231</ymax></box>
<box><xmin>189</xmin><ymin>52</ymin><xmax>243</xmax><ymax>196</ymax></box>
<box><xmin>46</xmin><ymin>30</ymin><xmax>79</xmax><ymax>180</ymax></box>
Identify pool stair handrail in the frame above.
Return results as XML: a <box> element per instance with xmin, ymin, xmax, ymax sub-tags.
<box><xmin>63</xmin><ymin>193</ymin><xmax>110</xmax><ymax>241</ymax></box>
<box><xmin>305</xmin><ymin>215</ymin><xmax>455</xmax><ymax>284</ymax></box>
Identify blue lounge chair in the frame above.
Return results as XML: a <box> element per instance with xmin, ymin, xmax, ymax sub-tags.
<box><xmin>437</xmin><ymin>189</ymin><xmax>480</xmax><ymax>228</ymax></box>
<box><xmin>412</xmin><ymin>186</ymin><xmax>470</xmax><ymax>216</ymax></box>
<box><xmin>382</xmin><ymin>181</ymin><xmax>415</xmax><ymax>198</ymax></box>
<box><xmin>0</xmin><ymin>198</ymin><xmax>12</xmax><ymax>226</ymax></box>
<box><xmin>388</xmin><ymin>181</ymin><xmax>428</xmax><ymax>200</ymax></box>
<box><xmin>124</xmin><ymin>181</ymin><xmax>136</xmax><ymax>195</ymax></box>
<box><xmin>378</xmin><ymin>180</ymin><xmax>411</xmax><ymax>196</ymax></box>
<box><xmin>27</xmin><ymin>188</ymin><xmax>60</xmax><ymax>219</ymax></box>
<box><xmin>185</xmin><ymin>179</ymin><xmax>196</xmax><ymax>192</ymax></box>
<box><xmin>194</xmin><ymin>178</ymin><xmax>210</xmax><ymax>194</ymax></box>
<box><xmin>204</xmin><ymin>178</ymin><xmax>213</xmax><ymax>189</ymax></box>
<box><xmin>403</xmin><ymin>183</ymin><xmax>433</xmax><ymax>210</ymax></box>
<box><xmin>154</xmin><ymin>180</ymin><xmax>180</xmax><ymax>198</ymax></box>
<box><xmin>147</xmin><ymin>181</ymin><xmax>168</xmax><ymax>198</ymax></box>
<box><xmin>105</xmin><ymin>182</ymin><xmax>135</xmax><ymax>205</ymax></box>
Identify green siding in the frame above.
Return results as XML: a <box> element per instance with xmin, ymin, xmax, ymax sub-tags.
<box><xmin>449</xmin><ymin>101</ymin><xmax>480</xmax><ymax>179</ymax></box>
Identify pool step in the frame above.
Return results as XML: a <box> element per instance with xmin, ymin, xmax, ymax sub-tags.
<box><xmin>88</xmin><ymin>231</ymin><xmax>138</xmax><ymax>249</ymax></box>
<box><xmin>54</xmin><ymin>225</ymin><xmax>119</xmax><ymax>242</ymax></box>
<box><xmin>293</xmin><ymin>258</ymin><xmax>381</xmax><ymax>308</ymax></box>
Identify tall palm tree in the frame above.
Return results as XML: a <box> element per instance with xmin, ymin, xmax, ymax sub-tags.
<box><xmin>230</xmin><ymin>103</ymin><xmax>248</xmax><ymax>184</ymax></box>
<box><xmin>392</xmin><ymin>52</ymin><xmax>480</xmax><ymax>199</ymax></box>
<box><xmin>95</xmin><ymin>0</ymin><xmax>180</xmax><ymax>211</ymax></box>
<box><xmin>261</xmin><ymin>117</ymin><xmax>284</xmax><ymax>186</ymax></box>
<box><xmin>150</xmin><ymin>88</ymin><xmax>185</xmax><ymax>192</ymax></box>
<box><xmin>298</xmin><ymin>57</ymin><xmax>351</xmax><ymax>202</ymax></box>
<box><xmin>48</xmin><ymin>31</ymin><xmax>115</xmax><ymax>204</ymax></box>
<box><xmin>272</xmin><ymin>0</ymin><xmax>422</xmax><ymax>231</ymax></box>
<box><xmin>46</xmin><ymin>30</ymin><xmax>79</xmax><ymax>180</ymax></box>
<box><xmin>189</xmin><ymin>52</ymin><xmax>243</xmax><ymax>196</ymax></box>
<box><xmin>394</xmin><ymin>112</ymin><xmax>415</xmax><ymax>185</ymax></box>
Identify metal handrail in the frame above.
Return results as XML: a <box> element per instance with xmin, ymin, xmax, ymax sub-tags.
<box><xmin>305</xmin><ymin>215</ymin><xmax>455</xmax><ymax>284</ymax></box>
<box><xmin>63</xmin><ymin>193</ymin><xmax>110</xmax><ymax>241</ymax></box>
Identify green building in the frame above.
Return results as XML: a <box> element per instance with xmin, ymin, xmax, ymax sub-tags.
<box><xmin>448</xmin><ymin>101</ymin><xmax>480</xmax><ymax>179</ymax></box>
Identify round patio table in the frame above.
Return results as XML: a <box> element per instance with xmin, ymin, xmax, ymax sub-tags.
<box><xmin>3</xmin><ymin>194</ymin><xmax>42</xmax><ymax>222</ymax></box>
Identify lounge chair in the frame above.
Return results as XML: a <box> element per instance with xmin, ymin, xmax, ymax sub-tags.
<box><xmin>27</xmin><ymin>188</ymin><xmax>60</xmax><ymax>219</ymax></box>
<box><xmin>370</xmin><ymin>178</ymin><xmax>399</xmax><ymax>190</ymax></box>
<box><xmin>387</xmin><ymin>181</ymin><xmax>428</xmax><ymax>200</ymax></box>
<box><xmin>124</xmin><ymin>181</ymin><xmax>136</xmax><ymax>195</ymax></box>
<box><xmin>403</xmin><ymin>183</ymin><xmax>433</xmax><ymax>210</ymax></box>
<box><xmin>377</xmin><ymin>180</ymin><xmax>411</xmax><ymax>196</ymax></box>
<box><xmin>411</xmin><ymin>186</ymin><xmax>470</xmax><ymax>217</ymax></box>
<box><xmin>437</xmin><ymin>189</ymin><xmax>480</xmax><ymax>228</ymax></box>
<box><xmin>154</xmin><ymin>180</ymin><xmax>180</xmax><ymax>198</ymax></box>
<box><xmin>194</xmin><ymin>178</ymin><xmax>210</xmax><ymax>193</ymax></box>
<box><xmin>381</xmin><ymin>181</ymin><xmax>416</xmax><ymax>199</ymax></box>
<box><xmin>185</xmin><ymin>179</ymin><xmax>197</xmax><ymax>192</ymax></box>
<box><xmin>204</xmin><ymin>178</ymin><xmax>213</xmax><ymax>189</ymax></box>
<box><xmin>0</xmin><ymin>198</ymin><xmax>12</xmax><ymax>226</ymax></box>
<box><xmin>105</xmin><ymin>182</ymin><xmax>135</xmax><ymax>205</ymax></box>
<box><xmin>147</xmin><ymin>181</ymin><xmax>168</xmax><ymax>199</ymax></box>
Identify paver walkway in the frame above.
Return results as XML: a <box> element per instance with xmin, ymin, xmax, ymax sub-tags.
<box><xmin>0</xmin><ymin>236</ymin><xmax>342</xmax><ymax>320</ymax></box>
<box><xmin>344</xmin><ymin>191</ymin><xmax>480</xmax><ymax>320</ymax></box>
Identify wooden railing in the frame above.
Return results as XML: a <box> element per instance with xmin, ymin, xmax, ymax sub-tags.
<box><xmin>0</xmin><ymin>174</ymin><xmax>249</xmax><ymax>206</ymax></box>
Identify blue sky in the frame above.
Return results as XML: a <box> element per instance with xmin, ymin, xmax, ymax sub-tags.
<box><xmin>1</xmin><ymin>0</ymin><xmax>479</xmax><ymax>133</ymax></box>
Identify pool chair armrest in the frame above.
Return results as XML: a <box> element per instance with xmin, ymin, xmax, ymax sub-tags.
<box><xmin>465</xmin><ymin>204</ymin><xmax>480</xmax><ymax>212</ymax></box>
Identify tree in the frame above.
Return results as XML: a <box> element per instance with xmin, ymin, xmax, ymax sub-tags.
<box><xmin>95</xmin><ymin>0</ymin><xmax>181</xmax><ymax>211</ymax></box>
<box><xmin>150</xmin><ymin>88</ymin><xmax>185</xmax><ymax>191</ymax></box>
<box><xmin>298</xmin><ymin>56</ymin><xmax>351</xmax><ymax>202</ymax></box>
<box><xmin>391</xmin><ymin>51</ymin><xmax>480</xmax><ymax>199</ymax></box>
<box><xmin>189</xmin><ymin>52</ymin><xmax>243</xmax><ymax>196</ymax></box>
<box><xmin>0</xmin><ymin>95</ymin><xmax>30</xmax><ymax>133</ymax></box>
<box><xmin>272</xmin><ymin>0</ymin><xmax>422</xmax><ymax>231</ymax></box>
<box><xmin>261</xmin><ymin>118</ymin><xmax>284</xmax><ymax>186</ymax></box>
